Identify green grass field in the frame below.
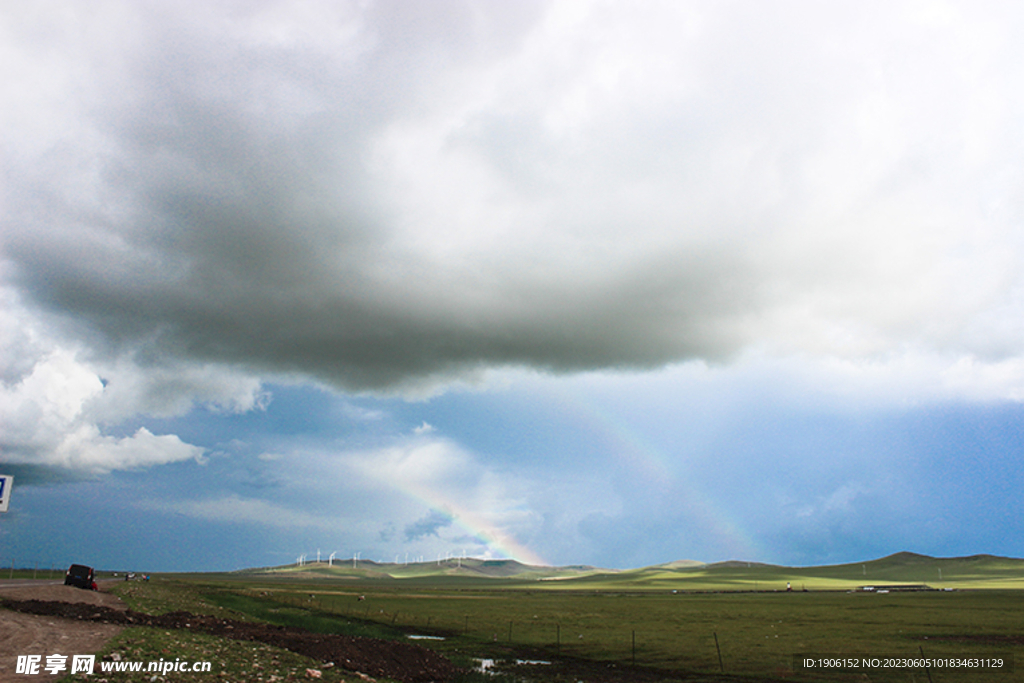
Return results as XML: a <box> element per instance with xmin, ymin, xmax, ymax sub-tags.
<box><xmin>126</xmin><ymin>552</ymin><xmax>1024</xmax><ymax>682</ymax></box>
<box><xmin>211</xmin><ymin>584</ymin><xmax>1018</xmax><ymax>680</ymax></box>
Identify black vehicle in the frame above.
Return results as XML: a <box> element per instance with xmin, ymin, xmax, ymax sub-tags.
<box><xmin>64</xmin><ymin>564</ymin><xmax>97</xmax><ymax>590</ymax></box>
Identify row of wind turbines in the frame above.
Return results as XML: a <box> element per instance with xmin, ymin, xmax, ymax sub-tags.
<box><xmin>294</xmin><ymin>549</ymin><xmax>471</xmax><ymax>568</ymax></box>
<box><xmin>294</xmin><ymin>549</ymin><xmax>344</xmax><ymax>567</ymax></box>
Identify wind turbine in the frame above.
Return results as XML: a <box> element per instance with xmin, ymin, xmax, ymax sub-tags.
<box><xmin>317</xmin><ymin>548</ymin><xmax>321</xmax><ymax>564</ymax></box>
<box><xmin>329</xmin><ymin>551</ymin><xmax>336</xmax><ymax>567</ymax></box>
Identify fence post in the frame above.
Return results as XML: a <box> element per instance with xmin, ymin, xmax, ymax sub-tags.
<box><xmin>920</xmin><ymin>646</ymin><xmax>934</xmax><ymax>683</ymax></box>
<box><xmin>508</xmin><ymin>620</ymin><xmax>513</xmax><ymax>642</ymax></box>
<box><xmin>714</xmin><ymin>632</ymin><xmax>724</xmax><ymax>672</ymax></box>
<box><xmin>632</xmin><ymin>630</ymin><xmax>636</xmax><ymax>665</ymax></box>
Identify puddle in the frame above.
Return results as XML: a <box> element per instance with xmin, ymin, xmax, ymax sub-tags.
<box><xmin>474</xmin><ymin>658</ymin><xmax>551</xmax><ymax>674</ymax></box>
<box><xmin>406</xmin><ymin>635</ymin><xmax>446</xmax><ymax>640</ymax></box>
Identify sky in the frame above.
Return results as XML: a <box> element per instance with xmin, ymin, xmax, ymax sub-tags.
<box><xmin>2</xmin><ymin>0</ymin><xmax>1024</xmax><ymax>572</ymax></box>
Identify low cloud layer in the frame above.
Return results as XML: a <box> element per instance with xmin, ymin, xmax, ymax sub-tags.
<box><xmin>5</xmin><ymin>1</ymin><xmax>1024</xmax><ymax>471</ymax></box>
<box><xmin>405</xmin><ymin>508</ymin><xmax>455</xmax><ymax>542</ymax></box>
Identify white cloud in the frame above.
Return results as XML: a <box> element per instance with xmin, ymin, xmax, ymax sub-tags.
<box><xmin>336</xmin><ymin>437</ymin><xmax>544</xmax><ymax>561</ymax></box>
<box><xmin>0</xmin><ymin>344</ymin><xmax>206</xmax><ymax>473</ymax></box>
<box><xmin>345</xmin><ymin>439</ymin><xmax>474</xmax><ymax>490</ymax></box>
<box><xmin>257</xmin><ymin>452</ymin><xmax>285</xmax><ymax>462</ymax></box>
<box><xmin>54</xmin><ymin>425</ymin><xmax>205</xmax><ymax>473</ymax></box>
<box><xmin>337</xmin><ymin>401</ymin><xmax>386</xmax><ymax>421</ymax></box>
<box><xmin>0</xmin><ymin>294</ymin><xmax>263</xmax><ymax>471</ymax></box>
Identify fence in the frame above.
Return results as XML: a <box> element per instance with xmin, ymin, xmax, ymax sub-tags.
<box><xmin>260</xmin><ymin>589</ymin><xmax>737</xmax><ymax>673</ymax></box>
<box><xmin>0</xmin><ymin>560</ymin><xmax>64</xmax><ymax>580</ymax></box>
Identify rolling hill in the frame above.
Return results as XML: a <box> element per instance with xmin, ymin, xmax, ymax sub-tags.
<box><xmin>236</xmin><ymin>556</ymin><xmax>606</xmax><ymax>582</ymax></box>
<box><xmin>230</xmin><ymin>552</ymin><xmax>1024</xmax><ymax>590</ymax></box>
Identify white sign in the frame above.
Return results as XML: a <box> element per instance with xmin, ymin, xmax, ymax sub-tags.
<box><xmin>0</xmin><ymin>474</ymin><xmax>12</xmax><ymax>513</ymax></box>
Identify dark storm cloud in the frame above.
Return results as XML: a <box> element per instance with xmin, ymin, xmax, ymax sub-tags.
<box><xmin>4</xmin><ymin>0</ymin><xmax>1024</xmax><ymax>398</ymax></box>
<box><xmin>1</xmin><ymin>1</ymin><xmax>764</xmax><ymax>395</ymax></box>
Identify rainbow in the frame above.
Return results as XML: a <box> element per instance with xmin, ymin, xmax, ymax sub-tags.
<box><xmin>421</xmin><ymin>496</ymin><xmax>547</xmax><ymax>567</ymax></box>
<box><xmin>385</xmin><ymin>367</ymin><xmax>765</xmax><ymax>567</ymax></box>
<box><xmin>388</xmin><ymin>457</ymin><xmax>548</xmax><ymax>566</ymax></box>
<box><xmin>545</xmin><ymin>377</ymin><xmax>765</xmax><ymax>562</ymax></box>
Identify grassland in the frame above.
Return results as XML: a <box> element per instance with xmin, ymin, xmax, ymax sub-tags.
<box><xmin>107</xmin><ymin>552</ymin><xmax>1024</xmax><ymax>682</ymax></box>
<box><xmin>217</xmin><ymin>583</ymin><xmax>1019</xmax><ymax>680</ymax></box>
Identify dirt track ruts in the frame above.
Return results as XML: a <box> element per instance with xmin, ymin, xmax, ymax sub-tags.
<box><xmin>0</xmin><ymin>583</ymin><xmax>125</xmax><ymax>683</ymax></box>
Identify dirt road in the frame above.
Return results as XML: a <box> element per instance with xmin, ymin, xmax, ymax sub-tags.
<box><xmin>0</xmin><ymin>583</ymin><xmax>124</xmax><ymax>683</ymax></box>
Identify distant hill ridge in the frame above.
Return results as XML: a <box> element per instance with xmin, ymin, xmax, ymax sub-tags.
<box><xmin>239</xmin><ymin>551</ymin><xmax>1024</xmax><ymax>585</ymax></box>
<box><xmin>243</xmin><ymin>556</ymin><xmax>607</xmax><ymax>581</ymax></box>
